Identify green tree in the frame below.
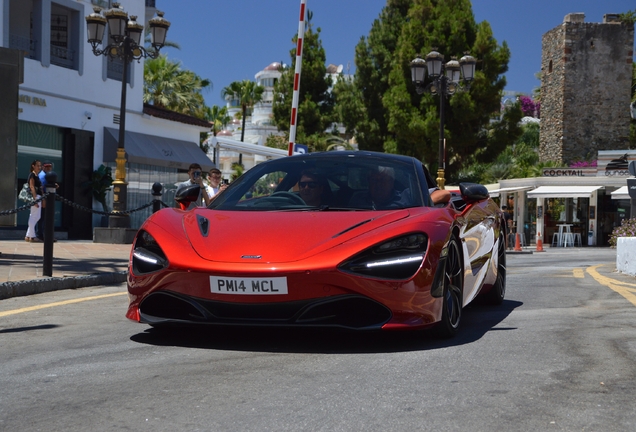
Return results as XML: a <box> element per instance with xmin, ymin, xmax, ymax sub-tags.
<box><xmin>338</xmin><ymin>0</ymin><xmax>520</xmax><ymax>180</ymax></box>
<box><xmin>198</xmin><ymin>105</ymin><xmax>230</xmax><ymax>154</ymax></box>
<box><xmin>221</xmin><ymin>80</ymin><xmax>265</xmax><ymax>143</ymax></box>
<box><xmin>204</xmin><ymin>105</ymin><xmax>231</xmax><ymax>137</ymax></box>
<box><xmin>272</xmin><ymin>10</ymin><xmax>335</xmax><ymax>142</ymax></box>
<box><xmin>144</xmin><ymin>55</ymin><xmax>211</xmax><ymax>119</ymax></box>
<box><xmin>335</xmin><ymin>0</ymin><xmax>412</xmax><ymax>153</ymax></box>
<box><xmin>221</xmin><ymin>80</ymin><xmax>265</xmax><ymax>165</ymax></box>
<box><xmin>456</xmin><ymin>121</ymin><xmax>554</xmax><ymax>183</ymax></box>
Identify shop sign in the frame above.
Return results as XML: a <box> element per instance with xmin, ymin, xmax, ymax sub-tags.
<box><xmin>542</xmin><ymin>168</ymin><xmax>594</xmax><ymax>177</ymax></box>
<box><xmin>597</xmin><ymin>151</ymin><xmax>636</xmax><ymax>177</ymax></box>
<box><xmin>19</xmin><ymin>94</ymin><xmax>47</xmax><ymax>107</ymax></box>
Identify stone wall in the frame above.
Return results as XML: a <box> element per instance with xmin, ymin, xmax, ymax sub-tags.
<box><xmin>540</xmin><ymin>13</ymin><xmax>634</xmax><ymax>165</ymax></box>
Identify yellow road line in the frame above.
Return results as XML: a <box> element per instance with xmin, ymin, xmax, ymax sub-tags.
<box><xmin>572</xmin><ymin>268</ymin><xmax>585</xmax><ymax>279</ymax></box>
<box><xmin>586</xmin><ymin>265</ymin><xmax>636</xmax><ymax>307</ymax></box>
<box><xmin>0</xmin><ymin>292</ymin><xmax>127</xmax><ymax>317</ymax></box>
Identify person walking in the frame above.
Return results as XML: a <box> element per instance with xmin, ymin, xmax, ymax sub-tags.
<box><xmin>25</xmin><ymin>160</ymin><xmax>43</xmax><ymax>242</ymax></box>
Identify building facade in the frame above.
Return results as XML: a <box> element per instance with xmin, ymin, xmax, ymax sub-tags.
<box><xmin>0</xmin><ymin>0</ymin><xmax>213</xmax><ymax>237</ymax></box>
<box><xmin>493</xmin><ymin>151</ymin><xmax>635</xmax><ymax>248</ymax></box>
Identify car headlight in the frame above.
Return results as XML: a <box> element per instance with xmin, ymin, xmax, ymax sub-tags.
<box><xmin>338</xmin><ymin>233</ymin><xmax>428</xmax><ymax>280</ymax></box>
<box><xmin>132</xmin><ymin>230</ymin><xmax>168</xmax><ymax>275</ymax></box>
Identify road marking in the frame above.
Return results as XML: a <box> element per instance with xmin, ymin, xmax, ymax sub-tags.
<box><xmin>586</xmin><ymin>265</ymin><xmax>636</xmax><ymax>307</ymax></box>
<box><xmin>572</xmin><ymin>268</ymin><xmax>585</xmax><ymax>279</ymax></box>
<box><xmin>0</xmin><ymin>292</ymin><xmax>127</xmax><ymax>318</ymax></box>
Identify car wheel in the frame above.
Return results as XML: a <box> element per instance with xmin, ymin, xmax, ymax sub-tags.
<box><xmin>485</xmin><ymin>230</ymin><xmax>506</xmax><ymax>305</ymax></box>
<box><xmin>436</xmin><ymin>236</ymin><xmax>463</xmax><ymax>338</ymax></box>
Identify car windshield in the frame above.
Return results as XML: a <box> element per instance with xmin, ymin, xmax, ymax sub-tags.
<box><xmin>209</xmin><ymin>152</ymin><xmax>430</xmax><ymax>211</ymax></box>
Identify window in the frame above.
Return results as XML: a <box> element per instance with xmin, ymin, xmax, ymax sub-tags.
<box><xmin>50</xmin><ymin>3</ymin><xmax>81</xmax><ymax>71</ymax></box>
<box><xmin>8</xmin><ymin>0</ymin><xmax>37</xmax><ymax>60</ymax></box>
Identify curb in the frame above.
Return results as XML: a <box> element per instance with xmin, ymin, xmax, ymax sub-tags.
<box><xmin>0</xmin><ymin>271</ymin><xmax>128</xmax><ymax>300</ymax></box>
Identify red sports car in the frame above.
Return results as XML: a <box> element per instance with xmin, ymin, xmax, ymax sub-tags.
<box><xmin>126</xmin><ymin>151</ymin><xmax>506</xmax><ymax>337</ymax></box>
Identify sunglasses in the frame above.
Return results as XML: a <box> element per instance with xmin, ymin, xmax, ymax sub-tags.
<box><xmin>299</xmin><ymin>181</ymin><xmax>319</xmax><ymax>189</ymax></box>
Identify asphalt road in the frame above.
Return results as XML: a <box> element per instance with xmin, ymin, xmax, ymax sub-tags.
<box><xmin>1</xmin><ymin>248</ymin><xmax>635</xmax><ymax>431</ymax></box>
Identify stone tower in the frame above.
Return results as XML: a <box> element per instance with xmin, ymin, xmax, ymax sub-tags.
<box><xmin>540</xmin><ymin>13</ymin><xmax>634</xmax><ymax>164</ymax></box>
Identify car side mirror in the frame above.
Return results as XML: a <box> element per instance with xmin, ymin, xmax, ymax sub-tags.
<box><xmin>175</xmin><ymin>184</ymin><xmax>200</xmax><ymax>204</ymax></box>
<box><xmin>459</xmin><ymin>182</ymin><xmax>489</xmax><ymax>203</ymax></box>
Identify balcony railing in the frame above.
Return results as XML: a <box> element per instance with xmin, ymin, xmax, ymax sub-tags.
<box><xmin>50</xmin><ymin>45</ymin><xmax>75</xmax><ymax>69</ymax></box>
<box><xmin>9</xmin><ymin>34</ymin><xmax>36</xmax><ymax>59</ymax></box>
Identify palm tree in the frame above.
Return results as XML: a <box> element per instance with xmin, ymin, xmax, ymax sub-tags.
<box><xmin>202</xmin><ymin>105</ymin><xmax>232</xmax><ymax>162</ymax></box>
<box><xmin>221</xmin><ymin>80</ymin><xmax>265</xmax><ymax>165</ymax></box>
<box><xmin>205</xmin><ymin>105</ymin><xmax>231</xmax><ymax>136</ymax></box>
<box><xmin>144</xmin><ymin>55</ymin><xmax>211</xmax><ymax>118</ymax></box>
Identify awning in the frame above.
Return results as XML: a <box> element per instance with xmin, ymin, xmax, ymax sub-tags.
<box><xmin>104</xmin><ymin>128</ymin><xmax>214</xmax><ymax>171</ymax></box>
<box><xmin>527</xmin><ymin>185</ymin><xmax>603</xmax><ymax>199</ymax></box>
<box><xmin>488</xmin><ymin>186</ymin><xmax>533</xmax><ymax>197</ymax></box>
<box><xmin>611</xmin><ymin>186</ymin><xmax>629</xmax><ymax>200</ymax></box>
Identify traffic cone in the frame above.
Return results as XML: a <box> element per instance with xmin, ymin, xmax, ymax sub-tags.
<box><xmin>536</xmin><ymin>232</ymin><xmax>544</xmax><ymax>252</ymax></box>
<box><xmin>514</xmin><ymin>232</ymin><xmax>522</xmax><ymax>251</ymax></box>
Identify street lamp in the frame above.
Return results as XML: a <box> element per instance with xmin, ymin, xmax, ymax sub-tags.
<box><xmin>410</xmin><ymin>50</ymin><xmax>476</xmax><ymax>189</ymax></box>
<box><xmin>85</xmin><ymin>3</ymin><xmax>170</xmax><ymax>227</ymax></box>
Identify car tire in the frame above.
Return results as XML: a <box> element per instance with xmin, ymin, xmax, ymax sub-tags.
<box><xmin>484</xmin><ymin>230</ymin><xmax>506</xmax><ymax>305</ymax></box>
<box><xmin>435</xmin><ymin>236</ymin><xmax>463</xmax><ymax>338</ymax></box>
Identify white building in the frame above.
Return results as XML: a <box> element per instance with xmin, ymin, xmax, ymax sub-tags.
<box><xmin>0</xmin><ymin>0</ymin><xmax>213</xmax><ymax>237</ymax></box>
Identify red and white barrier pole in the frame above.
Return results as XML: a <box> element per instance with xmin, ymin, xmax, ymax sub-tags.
<box><xmin>288</xmin><ymin>0</ymin><xmax>307</xmax><ymax>156</ymax></box>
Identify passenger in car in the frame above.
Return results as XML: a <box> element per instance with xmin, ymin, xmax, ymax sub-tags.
<box><xmin>349</xmin><ymin>166</ymin><xmax>411</xmax><ymax>209</ymax></box>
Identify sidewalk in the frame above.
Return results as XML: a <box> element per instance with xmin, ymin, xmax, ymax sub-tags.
<box><xmin>0</xmin><ymin>239</ymin><xmax>130</xmax><ymax>299</ymax></box>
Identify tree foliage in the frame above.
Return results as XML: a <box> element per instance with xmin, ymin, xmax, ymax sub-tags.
<box><xmin>144</xmin><ymin>55</ymin><xmax>211</xmax><ymax>119</ymax></box>
<box><xmin>456</xmin><ymin>121</ymin><xmax>561</xmax><ymax>184</ymax></box>
<box><xmin>204</xmin><ymin>105</ymin><xmax>231</xmax><ymax>136</ymax></box>
<box><xmin>221</xmin><ymin>80</ymin><xmax>265</xmax><ymax>142</ymax></box>
<box><xmin>335</xmin><ymin>0</ymin><xmax>521</xmax><ymax>179</ymax></box>
<box><xmin>272</xmin><ymin>11</ymin><xmax>335</xmax><ymax>144</ymax></box>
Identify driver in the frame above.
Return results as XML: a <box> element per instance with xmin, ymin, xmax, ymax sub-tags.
<box><xmin>297</xmin><ymin>169</ymin><xmax>326</xmax><ymax>207</ymax></box>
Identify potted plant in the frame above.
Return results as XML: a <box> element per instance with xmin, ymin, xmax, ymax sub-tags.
<box><xmin>83</xmin><ymin>164</ymin><xmax>113</xmax><ymax>226</ymax></box>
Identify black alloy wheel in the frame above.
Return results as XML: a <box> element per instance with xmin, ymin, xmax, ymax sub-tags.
<box><xmin>485</xmin><ymin>230</ymin><xmax>507</xmax><ymax>305</ymax></box>
<box><xmin>436</xmin><ymin>236</ymin><xmax>463</xmax><ymax>338</ymax></box>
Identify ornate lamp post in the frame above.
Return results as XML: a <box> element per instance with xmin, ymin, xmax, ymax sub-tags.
<box><xmin>410</xmin><ymin>51</ymin><xmax>476</xmax><ymax>189</ymax></box>
<box><xmin>85</xmin><ymin>3</ymin><xmax>170</xmax><ymax>227</ymax></box>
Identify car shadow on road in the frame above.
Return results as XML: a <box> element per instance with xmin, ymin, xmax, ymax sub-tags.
<box><xmin>0</xmin><ymin>324</ymin><xmax>59</xmax><ymax>334</ymax></box>
<box><xmin>130</xmin><ymin>299</ymin><xmax>523</xmax><ymax>354</ymax></box>
<box><xmin>0</xmin><ymin>253</ymin><xmax>126</xmax><ymax>274</ymax></box>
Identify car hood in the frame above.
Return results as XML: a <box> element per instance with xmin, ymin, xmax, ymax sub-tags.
<box><xmin>181</xmin><ymin>209</ymin><xmax>410</xmax><ymax>263</ymax></box>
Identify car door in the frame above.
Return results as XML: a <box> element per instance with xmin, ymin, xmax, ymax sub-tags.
<box><xmin>456</xmin><ymin>198</ymin><xmax>497</xmax><ymax>305</ymax></box>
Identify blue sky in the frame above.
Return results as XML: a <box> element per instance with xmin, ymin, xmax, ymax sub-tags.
<box><xmin>157</xmin><ymin>0</ymin><xmax>635</xmax><ymax>109</ymax></box>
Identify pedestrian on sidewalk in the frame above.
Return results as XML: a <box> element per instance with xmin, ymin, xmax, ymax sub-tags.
<box><xmin>25</xmin><ymin>160</ymin><xmax>43</xmax><ymax>243</ymax></box>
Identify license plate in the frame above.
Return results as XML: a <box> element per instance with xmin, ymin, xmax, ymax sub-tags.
<box><xmin>209</xmin><ymin>276</ymin><xmax>288</xmax><ymax>295</ymax></box>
